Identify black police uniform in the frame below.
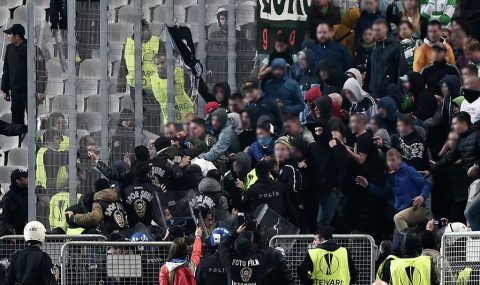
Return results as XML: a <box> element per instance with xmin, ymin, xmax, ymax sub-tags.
<box><xmin>196</xmin><ymin>251</ymin><xmax>227</xmax><ymax>285</ymax></box>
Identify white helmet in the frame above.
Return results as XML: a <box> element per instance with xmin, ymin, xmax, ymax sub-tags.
<box><xmin>24</xmin><ymin>221</ymin><xmax>46</xmax><ymax>244</ymax></box>
<box><xmin>444</xmin><ymin>222</ymin><xmax>468</xmax><ymax>233</ymax></box>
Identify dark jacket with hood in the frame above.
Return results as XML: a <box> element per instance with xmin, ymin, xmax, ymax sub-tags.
<box><xmin>314</xmin><ymin>96</ymin><xmax>350</xmax><ymax>138</ymax></box>
<box><xmin>365</xmin><ymin>36</ymin><xmax>407</xmax><ymax>97</ymax></box>
<box><xmin>123</xmin><ymin>177</ymin><xmax>159</xmax><ymax>227</ymax></box>
<box><xmin>298</xmin><ymin>240</ymin><xmax>358</xmax><ymax>285</ymax></box>
<box><xmin>295</xmin><ymin>49</ymin><xmax>320</xmax><ymax>92</ymax></box>
<box><xmin>421</xmin><ymin>60</ymin><xmax>460</xmax><ymax>97</ymax></box>
<box><xmin>263</xmin><ymin>58</ymin><xmax>305</xmax><ymax>115</ymax></box>
<box><xmin>197</xmin><ymin>177</ymin><xmax>229</xmax><ymax>212</ymax></box>
<box><xmin>199</xmin><ymin>108</ymin><xmax>240</xmax><ymax>161</ymax></box>
<box><xmin>0</xmin><ymin>184</ymin><xmax>27</xmax><ymax>235</ymax></box>
<box><xmin>312</xmin><ymin>40</ymin><xmax>352</xmax><ymax>72</ymax></box>
<box><xmin>223</xmin><ymin>152</ymin><xmax>252</xmax><ymax>210</ymax></box>
<box><xmin>355</xmin><ymin>9</ymin><xmax>384</xmax><ymax>44</ymax></box>
<box><xmin>306</xmin><ymin>2</ymin><xmax>341</xmax><ymax>36</ymax></box>
<box><xmin>318</xmin><ymin>58</ymin><xmax>350</xmax><ymax>95</ymax></box>
<box><xmin>374</xmin><ymin>96</ymin><xmax>398</xmax><ymax>135</ymax></box>
<box><xmin>245</xmin><ymin>96</ymin><xmax>283</xmax><ymax>134</ymax></box>
<box><xmin>407</xmin><ymin>72</ymin><xmax>437</xmax><ymax>121</ymax></box>
<box><xmin>198</xmin><ymin>79</ymin><xmax>231</xmax><ymax>109</ymax></box>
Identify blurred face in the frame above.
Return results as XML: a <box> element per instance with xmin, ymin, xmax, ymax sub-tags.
<box><xmin>189</xmin><ymin>122</ymin><xmax>205</xmax><ymax>139</ymax></box>
<box><xmin>274</xmin><ymin>143</ymin><xmax>290</xmax><ymax>162</ymax></box>
<box><xmin>447</xmin><ymin>131</ymin><xmax>459</xmax><ymax>149</ymax></box>
<box><xmin>370</xmin><ymin>119</ymin><xmax>379</xmax><ymax>133</ymax></box>
<box><xmin>397</xmin><ymin>121</ymin><xmax>413</xmax><ymax>137</ymax></box>
<box><xmin>272</xmin><ymin>66</ymin><xmax>284</xmax><ymax>78</ymax></box>
<box><xmin>283</xmin><ymin>120</ymin><xmax>300</xmax><ymax>136</ymax></box>
<box><xmin>274</xmin><ymin>41</ymin><xmax>288</xmax><ymax>54</ymax></box>
<box><xmin>403</xmin><ymin>0</ymin><xmax>417</xmax><ymax>10</ymax></box>
<box><xmin>164</xmin><ymin>125</ymin><xmax>177</xmax><ymax>139</ymax></box>
<box><xmin>53</xmin><ymin>117</ymin><xmax>66</xmax><ymax>132</ymax></box>
<box><xmin>228</xmin><ymin>98</ymin><xmax>243</xmax><ymax>113</ymax></box>
<box><xmin>15</xmin><ymin>177</ymin><xmax>28</xmax><ymax>188</ymax></box>
<box><xmin>452</xmin><ymin>29</ymin><xmax>468</xmax><ymax>49</ymax></box>
<box><xmin>402</xmin><ymin>80</ymin><xmax>411</xmax><ymax>93</ymax></box>
<box><xmin>219</xmin><ymin>14</ymin><xmax>227</xmax><ymax>28</ymax></box>
<box><xmin>464</xmin><ymin>48</ymin><xmax>480</xmax><ymax>62</ymax></box>
<box><xmin>8</xmin><ymin>34</ymin><xmax>22</xmax><ymax>45</ymax></box>
<box><xmin>344</xmin><ymin>90</ymin><xmax>357</xmax><ymax>103</ymax></box>
<box><xmin>316</xmin><ymin>24</ymin><xmax>331</xmax><ymax>44</ymax></box>
<box><xmin>314</xmin><ymin>234</ymin><xmax>325</xmax><ymax>245</ymax></box>
<box><xmin>349</xmin><ymin>116</ymin><xmax>364</xmax><ymax>134</ymax></box>
<box><xmin>428</xmin><ymin>24</ymin><xmax>441</xmax><ymax>42</ymax></box>
<box><xmin>211</xmin><ymin>116</ymin><xmax>221</xmax><ymax>130</ymax></box>
<box><xmin>433</xmin><ymin>49</ymin><xmax>446</xmax><ymax>62</ymax></box>
<box><xmin>256</xmin><ymin>128</ymin><xmax>270</xmax><ymax>139</ymax></box>
<box><xmin>49</xmin><ymin>134</ymin><xmax>61</xmax><ymax>150</ymax></box>
<box><xmin>205</xmin><ymin>214</ymin><xmax>215</xmax><ymax>229</ymax></box>
<box><xmin>241</xmin><ymin>111</ymin><xmax>251</xmax><ymax>129</ymax></box>
<box><xmin>214</xmin><ymin>86</ymin><xmax>225</xmax><ymax>103</ymax></box>
<box><xmin>141</xmin><ymin>28</ymin><xmax>152</xmax><ymax>43</ymax></box>
<box><xmin>461</xmin><ymin>68</ymin><xmax>476</xmax><ymax>82</ymax></box>
<box><xmin>378</xmin><ymin>106</ymin><xmax>387</xmax><ymax>118</ymax></box>
<box><xmin>398</xmin><ymin>23</ymin><xmax>413</xmax><ymax>40</ymax></box>
<box><xmin>441</xmin><ymin>82</ymin><xmax>450</xmax><ymax>97</ymax></box>
<box><xmin>362</xmin><ymin>28</ymin><xmax>375</xmax><ymax>45</ymax></box>
<box><xmin>155</xmin><ymin>56</ymin><xmax>167</xmax><ymax>77</ymax></box>
<box><xmin>319</xmin><ymin>70</ymin><xmax>329</xmax><ymax>81</ymax></box>
<box><xmin>451</xmin><ymin>117</ymin><xmax>469</xmax><ymax>135</ymax></box>
<box><xmin>363</xmin><ymin>0</ymin><xmax>378</xmax><ymax>13</ymax></box>
<box><xmin>298</xmin><ymin>52</ymin><xmax>308</xmax><ymax>70</ymax></box>
<box><xmin>386</xmin><ymin>155</ymin><xmax>401</xmax><ymax>171</ymax></box>
<box><xmin>373</xmin><ymin>23</ymin><xmax>388</xmax><ymax>40</ymax></box>
<box><xmin>244</xmin><ymin>88</ymin><xmax>261</xmax><ymax>102</ymax></box>
<box><xmin>232</xmin><ymin>160</ymin><xmax>242</xmax><ymax>174</ymax></box>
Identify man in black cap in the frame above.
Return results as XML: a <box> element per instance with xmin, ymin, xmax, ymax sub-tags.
<box><xmin>0</xmin><ymin>169</ymin><xmax>28</xmax><ymax>236</ymax></box>
<box><xmin>2</xmin><ymin>23</ymin><xmax>46</xmax><ymax>125</ymax></box>
<box><xmin>243</xmin><ymin>79</ymin><xmax>283</xmax><ymax>133</ymax></box>
<box><xmin>421</xmin><ymin>43</ymin><xmax>460</xmax><ymax>97</ymax></box>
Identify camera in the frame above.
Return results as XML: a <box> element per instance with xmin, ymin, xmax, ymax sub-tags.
<box><xmin>238</xmin><ymin>212</ymin><xmax>257</xmax><ymax>231</ymax></box>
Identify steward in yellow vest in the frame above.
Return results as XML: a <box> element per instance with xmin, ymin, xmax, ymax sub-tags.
<box><xmin>37</xmin><ymin>112</ymin><xmax>69</xmax><ymax>151</ymax></box>
<box><xmin>377</xmin><ymin>233</ymin><xmax>438</xmax><ymax>285</ymax></box>
<box><xmin>36</xmin><ymin>129</ymin><xmax>69</xmax><ymax>190</ymax></box>
<box><xmin>122</xmin><ymin>20</ymin><xmax>161</xmax><ymax>91</ymax></box>
<box><xmin>151</xmin><ymin>53</ymin><xmax>194</xmax><ymax>123</ymax></box>
<box><xmin>298</xmin><ymin>229</ymin><xmax>357</xmax><ymax>285</ymax></box>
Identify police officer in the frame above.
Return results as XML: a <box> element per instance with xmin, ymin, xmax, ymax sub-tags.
<box><xmin>196</xmin><ymin>227</ymin><xmax>230</xmax><ymax>285</ymax></box>
<box><xmin>377</xmin><ymin>233</ymin><xmax>439</xmax><ymax>285</ymax></box>
<box><xmin>0</xmin><ymin>169</ymin><xmax>28</xmax><ymax>236</ymax></box>
<box><xmin>123</xmin><ymin>162</ymin><xmax>160</xmax><ymax>227</ymax></box>
<box><xmin>298</xmin><ymin>228</ymin><xmax>358</xmax><ymax>285</ymax></box>
<box><xmin>4</xmin><ymin>221</ymin><xmax>58</xmax><ymax>285</ymax></box>
<box><xmin>66</xmin><ymin>178</ymin><xmax>128</xmax><ymax>236</ymax></box>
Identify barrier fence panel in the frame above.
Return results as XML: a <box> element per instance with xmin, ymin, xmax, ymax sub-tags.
<box><xmin>441</xmin><ymin>231</ymin><xmax>480</xmax><ymax>285</ymax></box>
<box><xmin>60</xmin><ymin>241</ymin><xmax>172</xmax><ymax>285</ymax></box>
<box><xmin>0</xmin><ymin>234</ymin><xmax>106</xmax><ymax>281</ymax></box>
<box><xmin>269</xmin><ymin>234</ymin><xmax>377</xmax><ymax>285</ymax></box>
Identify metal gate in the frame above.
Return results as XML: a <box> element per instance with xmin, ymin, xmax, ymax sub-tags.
<box><xmin>269</xmin><ymin>234</ymin><xmax>377</xmax><ymax>285</ymax></box>
<box><xmin>60</xmin><ymin>241</ymin><xmax>172</xmax><ymax>285</ymax></box>
<box><xmin>441</xmin><ymin>231</ymin><xmax>480</xmax><ymax>285</ymax></box>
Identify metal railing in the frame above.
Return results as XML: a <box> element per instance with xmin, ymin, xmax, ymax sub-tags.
<box><xmin>269</xmin><ymin>234</ymin><xmax>377</xmax><ymax>285</ymax></box>
<box><xmin>60</xmin><ymin>241</ymin><xmax>172</xmax><ymax>285</ymax></box>
<box><xmin>441</xmin><ymin>231</ymin><xmax>480</xmax><ymax>285</ymax></box>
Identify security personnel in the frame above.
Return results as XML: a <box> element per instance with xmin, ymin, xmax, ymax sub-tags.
<box><xmin>66</xmin><ymin>178</ymin><xmax>129</xmax><ymax>235</ymax></box>
<box><xmin>4</xmin><ymin>221</ymin><xmax>58</xmax><ymax>285</ymax></box>
<box><xmin>36</xmin><ymin>129</ymin><xmax>68</xmax><ymax>190</ymax></box>
<box><xmin>48</xmin><ymin>190</ymin><xmax>81</xmax><ymax>232</ymax></box>
<box><xmin>122</xmin><ymin>19</ymin><xmax>160</xmax><ymax>92</ymax></box>
<box><xmin>456</xmin><ymin>267</ymin><xmax>472</xmax><ymax>285</ymax></box>
<box><xmin>0</xmin><ymin>169</ymin><xmax>28</xmax><ymax>235</ymax></box>
<box><xmin>196</xmin><ymin>227</ymin><xmax>230</xmax><ymax>285</ymax></box>
<box><xmin>122</xmin><ymin>162</ymin><xmax>159</xmax><ymax>227</ymax></box>
<box><xmin>37</xmin><ymin>112</ymin><xmax>69</xmax><ymax>151</ymax></box>
<box><xmin>298</xmin><ymin>228</ymin><xmax>358</xmax><ymax>285</ymax></box>
<box><xmin>377</xmin><ymin>233</ymin><xmax>439</xmax><ymax>285</ymax></box>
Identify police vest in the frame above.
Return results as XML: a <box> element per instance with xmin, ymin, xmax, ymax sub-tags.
<box><xmin>378</xmin><ymin>255</ymin><xmax>431</xmax><ymax>285</ymax></box>
<box><xmin>49</xmin><ymin>192</ymin><xmax>81</xmax><ymax>231</ymax></box>
<box><xmin>150</xmin><ymin>67</ymin><xmax>194</xmax><ymax>123</ymax></box>
<box><xmin>456</xmin><ymin>267</ymin><xmax>472</xmax><ymax>285</ymax></box>
<box><xmin>308</xmin><ymin>247</ymin><xmax>351</xmax><ymax>285</ymax></box>
<box><xmin>36</xmin><ymin>147</ymin><xmax>68</xmax><ymax>189</ymax></box>
<box><xmin>124</xmin><ymin>36</ymin><xmax>160</xmax><ymax>90</ymax></box>
<box><xmin>96</xmin><ymin>200</ymin><xmax>129</xmax><ymax>233</ymax></box>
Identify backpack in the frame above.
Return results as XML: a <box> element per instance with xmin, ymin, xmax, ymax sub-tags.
<box><xmin>168</xmin><ymin>262</ymin><xmax>196</xmax><ymax>285</ymax></box>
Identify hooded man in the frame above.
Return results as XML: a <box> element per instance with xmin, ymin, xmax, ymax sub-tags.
<box><xmin>248</xmin><ymin>120</ymin><xmax>276</xmax><ymax>163</ymax></box>
<box><xmin>460</xmin><ymin>76</ymin><xmax>480</xmax><ymax>124</ymax></box>
<box><xmin>263</xmin><ymin>58</ymin><xmax>305</xmax><ymax>115</ymax></box>
<box><xmin>67</xmin><ymin>178</ymin><xmax>129</xmax><ymax>235</ymax></box>
<box><xmin>401</xmin><ymin>72</ymin><xmax>437</xmax><ymax>121</ymax></box>
<box><xmin>198</xmin><ymin>79</ymin><xmax>231</xmax><ymax>110</ymax></box>
<box><xmin>343</xmin><ymin>77</ymin><xmax>378</xmax><ymax>122</ymax></box>
<box><xmin>295</xmin><ymin>49</ymin><xmax>320</xmax><ymax>92</ymax></box>
<box><xmin>314</xmin><ymin>96</ymin><xmax>349</xmax><ymax>137</ymax></box>
<box><xmin>199</xmin><ymin>108</ymin><xmax>240</xmax><ymax>162</ymax></box>
<box><xmin>374</xmin><ymin>96</ymin><xmax>398</xmax><ymax>135</ymax></box>
<box><xmin>196</xmin><ymin>177</ymin><xmax>229</xmax><ymax>212</ymax></box>
<box><xmin>223</xmin><ymin>152</ymin><xmax>252</xmax><ymax>210</ymax></box>
<box><xmin>317</xmin><ymin>58</ymin><xmax>350</xmax><ymax>95</ymax></box>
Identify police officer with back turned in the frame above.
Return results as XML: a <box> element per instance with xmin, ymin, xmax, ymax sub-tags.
<box><xmin>298</xmin><ymin>228</ymin><xmax>358</xmax><ymax>285</ymax></box>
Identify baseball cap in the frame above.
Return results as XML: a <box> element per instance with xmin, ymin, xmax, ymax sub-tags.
<box><xmin>3</xmin><ymin>24</ymin><xmax>25</xmax><ymax>37</ymax></box>
<box><xmin>204</xmin><ymin>101</ymin><xmax>219</xmax><ymax>115</ymax></box>
<box><xmin>242</xmin><ymin>79</ymin><xmax>260</xmax><ymax>91</ymax></box>
<box><xmin>432</xmin><ymin>43</ymin><xmax>447</xmax><ymax>52</ymax></box>
<box><xmin>11</xmin><ymin>169</ymin><xmax>27</xmax><ymax>184</ymax></box>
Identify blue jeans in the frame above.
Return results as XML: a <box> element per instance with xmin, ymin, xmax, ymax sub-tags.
<box><xmin>317</xmin><ymin>189</ymin><xmax>343</xmax><ymax>231</ymax></box>
<box><xmin>465</xmin><ymin>191</ymin><xmax>480</xmax><ymax>231</ymax></box>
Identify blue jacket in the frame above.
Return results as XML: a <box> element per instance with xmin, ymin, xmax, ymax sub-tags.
<box><xmin>368</xmin><ymin>162</ymin><xmax>431</xmax><ymax>212</ymax></box>
<box><xmin>248</xmin><ymin>141</ymin><xmax>274</xmax><ymax>163</ymax></box>
<box><xmin>311</xmin><ymin>40</ymin><xmax>352</xmax><ymax>72</ymax></box>
<box><xmin>263</xmin><ymin>58</ymin><xmax>305</xmax><ymax>115</ymax></box>
<box><xmin>355</xmin><ymin>10</ymin><xmax>384</xmax><ymax>44</ymax></box>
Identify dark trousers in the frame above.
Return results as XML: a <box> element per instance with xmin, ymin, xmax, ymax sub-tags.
<box><xmin>129</xmin><ymin>87</ymin><xmax>162</xmax><ymax>135</ymax></box>
<box><xmin>0</xmin><ymin>120</ymin><xmax>26</xmax><ymax>136</ymax></box>
<box><xmin>11</xmin><ymin>92</ymin><xmax>27</xmax><ymax>125</ymax></box>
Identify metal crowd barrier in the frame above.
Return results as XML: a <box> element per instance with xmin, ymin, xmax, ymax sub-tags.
<box><xmin>60</xmin><ymin>241</ymin><xmax>172</xmax><ymax>285</ymax></box>
<box><xmin>441</xmin><ymin>231</ymin><xmax>480</xmax><ymax>285</ymax></box>
<box><xmin>0</xmin><ymin>234</ymin><xmax>107</xmax><ymax>281</ymax></box>
<box><xmin>269</xmin><ymin>234</ymin><xmax>377</xmax><ymax>285</ymax></box>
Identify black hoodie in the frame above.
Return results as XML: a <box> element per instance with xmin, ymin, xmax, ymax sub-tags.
<box><xmin>407</xmin><ymin>72</ymin><xmax>437</xmax><ymax>121</ymax></box>
<box><xmin>198</xmin><ymin>79</ymin><xmax>231</xmax><ymax>109</ymax></box>
<box><xmin>317</xmin><ymin>58</ymin><xmax>349</xmax><ymax>95</ymax></box>
<box><xmin>0</xmin><ymin>184</ymin><xmax>27</xmax><ymax>234</ymax></box>
<box><xmin>295</xmin><ymin>49</ymin><xmax>320</xmax><ymax>91</ymax></box>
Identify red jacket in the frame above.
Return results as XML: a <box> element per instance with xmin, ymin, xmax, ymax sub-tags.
<box><xmin>159</xmin><ymin>236</ymin><xmax>202</xmax><ymax>285</ymax></box>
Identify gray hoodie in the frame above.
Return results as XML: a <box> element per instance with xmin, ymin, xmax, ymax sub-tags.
<box><xmin>199</xmin><ymin>108</ymin><xmax>240</xmax><ymax>161</ymax></box>
<box><xmin>197</xmin><ymin>177</ymin><xmax>229</xmax><ymax>211</ymax></box>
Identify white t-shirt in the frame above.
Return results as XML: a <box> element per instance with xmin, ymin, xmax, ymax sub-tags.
<box><xmin>461</xmin><ymin>96</ymin><xmax>480</xmax><ymax>124</ymax></box>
